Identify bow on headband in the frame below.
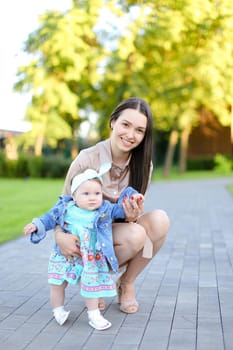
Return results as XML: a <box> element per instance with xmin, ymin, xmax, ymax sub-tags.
<box><xmin>71</xmin><ymin>163</ymin><xmax>111</xmax><ymax>195</ymax></box>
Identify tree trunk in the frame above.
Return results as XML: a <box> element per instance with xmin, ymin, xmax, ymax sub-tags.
<box><xmin>34</xmin><ymin>133</ymin><xmax>44</xmax><ymax>156</ymax></box>
<box><xmin>5</xmin><ymin>132</ymin><xmax>18</xmax><ymax>160</ymax></box>
<box><xmin>163</xmin><ymin>129</ymin><xmax>179</xmax><ymax>177</ymax></box>
<box><xmin>179</xmin><ymin>125</ymin><xmax>191</xmax><ymax>173</ymax></box>
<box><xmin>71</xmin><ymin>134</ymin><xmax>78</xmax><ymax>159</ymax></box>
<box><xmin>34</xmin><ymin>118</ymin><xmax>46</xmax><ymax>156</ymax></box>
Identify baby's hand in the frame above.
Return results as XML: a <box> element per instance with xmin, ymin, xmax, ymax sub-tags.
<box><xmin>24</xmin><ymin>223</ymin><xmax>37</xmax><ymax>235</ymax></box>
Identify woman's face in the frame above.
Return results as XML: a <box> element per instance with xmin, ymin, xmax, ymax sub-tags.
<box><xmin>110</xmin><ymin>108</ymin><xmax>147</xmax><ymax>154</ymax></box>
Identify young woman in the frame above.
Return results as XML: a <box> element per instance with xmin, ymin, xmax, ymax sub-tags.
<box><xmin>55</xmin><ymin>97</ymin><xmax>170</xmax><ymax>314</ymax></box>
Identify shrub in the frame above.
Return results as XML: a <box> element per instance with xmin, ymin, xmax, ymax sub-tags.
<box><xmin>0</xmin><ymin>152</ymin><xmax>72</xmax><ymax>179</ymax></box>
<box><xmin>15</xmin><ymin>155</ymin><xmax>30</xmax><ymax>177</ymax></box>
<box><xmin>187</xmin><ymin>157</ymin><xmax>215</xmax><ymax>170</ymax></box>
<box><xmin>4</xmin><ymin>159</ymin><xmax>18</xmax><ymax>177</ymax></box>
<box><xmin>214</xmin><ymin>154</ymin><xmax>233</xmax><ymax>174</ymax></box>
<box><xmin>28</xmin><ymin>156</ymin><xmax>44</xmax><ymax>177</ymax></box>
<box><xmin>41</xmin><ymin>156</ymin><xmax>71</xmax><ymax>178</ymax></box>
<box><xmin>0</xmin><ymin>151</ymin><xmax>6</xmax><ymax>176</ymax></box>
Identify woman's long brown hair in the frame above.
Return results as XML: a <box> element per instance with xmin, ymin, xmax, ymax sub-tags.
<box><xmin>110</xmin><ymin>97</ymin><xmax>153</xmax><ymax>194</ymax></box>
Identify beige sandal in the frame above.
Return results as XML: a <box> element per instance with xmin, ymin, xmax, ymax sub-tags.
<box><xmin>116</xmin><ymin>280</ymin><xmax>139</xmax><ymax>314</ymax></box>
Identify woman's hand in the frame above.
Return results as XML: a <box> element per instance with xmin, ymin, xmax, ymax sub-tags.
<box><xmin>122</xmin><ymin>194</ymin><xmax>144</xmax><ymax>223</ymax></box>
<box><xmin>54</xmin><ymin>225</ymin><xmax>81</xmax><ymax>259</ymax></box>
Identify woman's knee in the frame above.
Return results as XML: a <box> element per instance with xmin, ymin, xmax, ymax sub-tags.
<box><xmin>124</xmin><ymin>224</ymin><xmax>146</xmax><ymax>252</ymax></box>
<box><xmin>140</xmin><ymin>209</ymin><xmax>170</xmax><ymax>241</ymax></box>
<box><xmin>153</xmin><ymin>209</ymin><xmax>170</xmax><ymax>232</ymax></box>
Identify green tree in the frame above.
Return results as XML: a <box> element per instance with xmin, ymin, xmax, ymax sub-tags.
<box><xmin>14</xmin><ymin>0</ymin><xmax>106</xmax><ymax>156</ymax></box>
<box><xmin>14</xmin><ymin>0</ymin><xmax>233</xmax><ymax>174</ymax></box>
<box><xmin>101</xmin><ymin>0</ymin><xmax>233</xmax><ymax>174</ymax></box>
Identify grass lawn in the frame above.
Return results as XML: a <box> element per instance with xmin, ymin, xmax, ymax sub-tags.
<box><xmin>1</xmin><ymin>169</ymin><xmax>233</xmax><ymax>245</ymax></box>
<box><xmin>152</xmin><ymin>167</ymin><xmax>233</xmax><ymax>181</ymax></box>
<box><xmin>0</xmin><ymin>178</ymin><xmax>63</xmax><ymax>245</ymax></box>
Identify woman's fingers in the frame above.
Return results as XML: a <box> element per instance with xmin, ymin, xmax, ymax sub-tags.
<box><xmin>130</xmin><ymin>195</ymin><xmax>144</xmax><ymax>213</ymax></box>
<box><xmin>136</xmin><ymin>194</ymin><xmax>144</xmax><ymax>214</ymax></box>
<box><xmin>122</xmin><ymin>193</ymin><xmax>145</xmax><ymax>222</ymax></box>
<box><xmin>123</xmin><ymin>196</ymin><xmax>140</xmax><ymax>222</ymax></box>
<box><xmin>56</xmin><ymin>232</ymin><xmax>81</xmax><ymax>258</ymax></box>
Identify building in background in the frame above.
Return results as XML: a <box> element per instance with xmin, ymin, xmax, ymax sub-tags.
<box><xmin>0</xmin><ymin>120</ymin><xmax>31</xmax><ymax>159</ymax></box>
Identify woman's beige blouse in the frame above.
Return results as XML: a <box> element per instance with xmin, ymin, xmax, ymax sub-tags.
<box><xmin>63</xmin><ymin>139</ymin><xmax>131</xmax><ymax>203</ymax></box>
<box><xmin>62</xmin><ymin>138</ymin><xmax>154</xmax><ymax>258</ymax></box>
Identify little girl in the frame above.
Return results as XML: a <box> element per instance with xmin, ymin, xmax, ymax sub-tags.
<box><xmin>24</xmin><ymin>163</ymin><xmax>143</xmax><ymax>330</ymax></box>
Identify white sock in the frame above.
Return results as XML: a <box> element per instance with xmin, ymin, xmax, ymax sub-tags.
<box><xmin>87</xmin><ymin>309</ymin><xmax>111</xmax><ymax>330</ymax></box>
<box><xmin>53</xmin><ymin>305</ymin><xmax>70</xmax><ymax>326</ymax></box>
<box><xmin>87</xmin><ymin>309</ymin><xmax>101</xmax><ymax>319</ymax></box>
<box><xmin>53</xmin><ymin>305</ymin><xmax>65</xmax><ymax>313</ymax></box>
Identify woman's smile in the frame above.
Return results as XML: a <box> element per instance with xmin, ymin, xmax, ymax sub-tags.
<box><xmin>120</xmin><ymin>136</ymin><xmax>134</xmax><ymax>147</ymax></box>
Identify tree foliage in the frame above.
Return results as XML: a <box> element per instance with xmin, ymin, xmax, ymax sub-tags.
<box><xmin>14</xmin><ymin>0</ymin><xmax>233</xmax><ymax>173</ymax></box>
<box><xmin>15</xmin><ymin>1</ymin><xmax>106</xmax><ymax>155</ymax></box>
<box><xmin>97</xmin><ymin>0</ymin><xmax>233</xmax><ymax>172</ymax></box>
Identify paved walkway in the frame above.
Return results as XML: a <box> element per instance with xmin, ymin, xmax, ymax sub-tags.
<box><xmin>1</xmin><ymin>177</ymin><xmax>233</xmax><ymax>350</ymax></box>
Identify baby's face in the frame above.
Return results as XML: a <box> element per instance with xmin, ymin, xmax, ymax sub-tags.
<box><xmin>73</xmin><ymin>179</ymin><xmax>103</xmax><ymax>210</ymax></box>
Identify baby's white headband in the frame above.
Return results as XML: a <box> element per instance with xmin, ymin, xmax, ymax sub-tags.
<box><xmin>71</xmin><ymin>163</ymin><xmax>111</xmax><ymax>195</ymax></box>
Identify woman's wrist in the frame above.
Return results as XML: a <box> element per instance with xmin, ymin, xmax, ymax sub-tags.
<box><xmin>126</xmin><ymin>216</ymin><xmax>138</xmax><ymax>223</ymax></box>
<box><xmin>54</xmin><ymin>225</ymin><xmax>65</xmax><ymax>242</ymax></box>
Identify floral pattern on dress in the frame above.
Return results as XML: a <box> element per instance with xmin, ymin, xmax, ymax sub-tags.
<box><xmin>48</xmin><ymin>204</ymin><xmax>116</xmax><ymax>298</ymax></box>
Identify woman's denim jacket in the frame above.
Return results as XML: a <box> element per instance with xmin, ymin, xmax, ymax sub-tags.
<box><xmin>30</xmin><ymin>186</ymin><xmax>138</xmax><ymax>272</ymax></box>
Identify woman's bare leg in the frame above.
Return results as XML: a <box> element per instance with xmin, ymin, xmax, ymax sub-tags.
<box><xmin>113</xmin><ymin>209</ymin><xmax>170</xmax><ymax>312</ymax></box>
<box><xmin>112</xmin><ymin>222</ymin><xmax>147</xmax><ymax>266</ymax></box>
<box><xmin>123</xmin><ymin>209</ymin><xmax>170</xmax><ymax>279</ymax></box>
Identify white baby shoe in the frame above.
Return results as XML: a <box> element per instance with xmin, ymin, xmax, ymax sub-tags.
<box><xmin>87</xmin><ymin>309</ymin><xmax>111</xmax><ymax>330</ymax></box>
<box><xmin>53</xmin><ymin>306</ymin><xmax>70</xmax><ymax>326</ymax></box>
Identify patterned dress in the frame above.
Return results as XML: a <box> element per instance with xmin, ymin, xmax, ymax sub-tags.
<box><xmin>48</xmin><ymin>203</ymin><xmax>116</xmax><ymax>298</ymax></box>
